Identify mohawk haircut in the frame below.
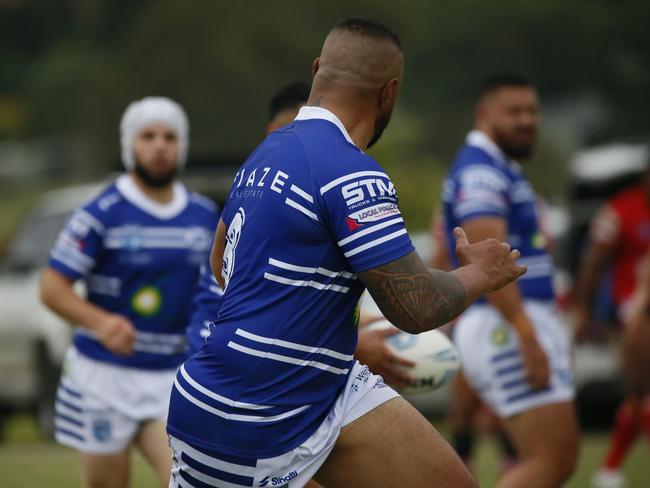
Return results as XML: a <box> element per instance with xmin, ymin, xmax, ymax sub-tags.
<box><xmin>269</xmin><ymin>81</ymin><xmax>311</xmax><ymax>122</ymax></box>
<box><xmin>479</xmin><ymin>72</ymin><xmax>534</xmax><ymax>98</ymax></box>
<box><xmin>332</xmin><ymin>17</ymin><xmax>402</xmax><ymax>51</ymax></box>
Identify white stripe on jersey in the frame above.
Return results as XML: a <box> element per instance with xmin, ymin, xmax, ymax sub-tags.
<box><xmin>75</xmin><ymin>209</ymin><xmax>105</xmax><ymax>233</ymax></box>
<box><xmin>132</xmin><ymin>342</ymin><xmax>186</xmax><ymax>355</ymax></box>
<box><xmin>284</xmin><ymin>198</ymin><xmax>318</xmax><ymax>221</ymax></box>
<box><xmin>263</xmin><ymin>272</ymin><xmax>349</xmax><ymax>293</ymax></box>
<box><xmin>343</xmin><ymin>228</ymin><xmax>408</xmax><ymax>258</ymax></box>
<box><xmin>137</xmin><ymin>331</ymin><xmax>186</xmax><ymax>345</ymax></box>
<box><xmin>173</xmin><ymin>377</ymin><xmax>310</xmax><ymax>422</ymax></box>
<box><xmin>51</xmin><ymin>248</ymin><xmax>95</xmax><ymax>274</ymax></box>
<box><xmin>289</xmin><ymin>184</ymin><xmax>314</xmax><ymax>203</ymax></box>
<box><xmin>320</xmin><ymin>171</ymin><xmax>387</xmax><ymax>194</ymax></box>
<box><xmin>234</xmin><ymin>328</ymin><xmax>354</xmax><ymax>361</ymax></box>
<box><xmin>227</xmin><ymin>341</ymin><xmax>350</xmax><ymax>375</ymax></box>
<box><xmin>337</xmin><ymin>217</ymin><xmax>404</xmax><ymax>246</ymax></box>
<box><xmin>268</xmin><ymin>258</ymin><xmax>355</xmax><ymax>280</ymax></box>
<box><xmin>169</xmin><ymin>437</ymin><xmax>257</xmax><ymax>477</ymax></box>
<box><xmin>180</xmin><ymin>365</ymin><xmax>272</xmax><ymax>410</ymax></box>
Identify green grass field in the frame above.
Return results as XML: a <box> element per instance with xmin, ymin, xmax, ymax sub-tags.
<box><xmin>1</xmin><ymin>414</ymin><xmax>647</xmax><ymax>487</ymax></box>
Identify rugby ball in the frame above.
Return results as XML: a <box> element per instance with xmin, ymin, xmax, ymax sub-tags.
<box><xmin>365</xmin><ymin>319</ymin><xmax>461</xmax><ymax>395</ymax></box>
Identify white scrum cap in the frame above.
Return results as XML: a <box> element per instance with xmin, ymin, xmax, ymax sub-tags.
<box><xmin>119</xmin><ymin>96</ymin><xmax>189</xmax><ymax>171</ymax></box>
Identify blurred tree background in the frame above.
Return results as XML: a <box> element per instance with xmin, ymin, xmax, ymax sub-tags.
<box><xmin>1</xmin><ymin>0</ymin><xmax>649</xmax><ymax>232</ymax></box>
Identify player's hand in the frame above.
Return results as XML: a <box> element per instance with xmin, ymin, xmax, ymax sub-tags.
<box><xmin>356</xmin><ymin>327</ymin><xmax>415</xmax><ymax>389</ymax></box>
<box><xmin>454</xmin><ymin>227</ymin><xmax>527</xmax><ymax>293</ymax></box>
<box><xmin>519</xmin><ymin>335</ymin><xmax>550</xmax><ymax>389</ymax></box>
<box><xmin>97</xmin><ymin>314</ymin><xmax>136</xmax><ymax>356</ymax></box>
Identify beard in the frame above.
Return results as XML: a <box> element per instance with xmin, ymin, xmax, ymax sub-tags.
<box><xmin>500</xmin><ymin>141</ymin><xmax>535</xmax><ymax>160</ymax></box>
<box><xmin>367</xmin><ymin>110</ymin><xmax>393</xmax><ymax>149</ymax></box>
<box><xmin>133</xmin><ymin>159</ymin><xmax>177</xmax><ymax>188</ymax></box>
<box><xmin>493</xmin><ymin>129</ymin><xmax>536</xmax><ymax>161</ymax></box>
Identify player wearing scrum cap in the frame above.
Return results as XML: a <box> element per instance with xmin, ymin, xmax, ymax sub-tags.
<box><xmin>40</xmin><ymin>97</ymin><xmax>219</xmax><ymax>488</ymax></box>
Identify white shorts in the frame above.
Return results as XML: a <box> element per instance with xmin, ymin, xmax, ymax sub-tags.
<box><xmin>168</xmin><ymin>361</ymin><xmax>398</xmax><ymax>488</ymax></box>
<box><xmin>55</xmin><ymin>346</ymin><xmax>177</xmax><ymax>454</ymax></box>
<box><xmin>454</xmin><ymin>300</ymin><xmax>574</xmax><ymax>418</ymax></box>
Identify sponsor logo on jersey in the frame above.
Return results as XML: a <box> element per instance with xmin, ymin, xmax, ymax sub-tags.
<box><xmin>491</xmin><ymin>326</ymin><xmax>510</xmax><ymax>346</ymax></box>
<box><xmin>341</xmin><ymin>178</ymin><xmax>396</xmax><ymax>207</ymax></box>
<box><xmin>131</xmin><ymin>286</ymin><xmax>162</xmax><ymax>316</ymax></box>
<box><xmin>346</xmin><ymin>203</ymin><xmax>400</xmax><ymax>228</ymax></box>
<box><xmin>258</xmin><ymin>470</ymin><xmax>298</xmax><ymax>486</ymax></box>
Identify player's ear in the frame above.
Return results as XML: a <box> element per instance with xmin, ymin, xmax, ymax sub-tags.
<box><xmin>312</xmin><ymin>58</ymin><xmax>320</xmax><ymax>78</ymax></box>
<box><xmin>379</xmin><ymin>78</ymin><xmax>399</xmax><ymax>109</ymax></box>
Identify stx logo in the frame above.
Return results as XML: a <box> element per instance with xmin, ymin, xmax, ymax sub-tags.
<box><xmin>341</xmin><ymin>178</ymin><xmax>396</xmax><ymax>206</ymax></box>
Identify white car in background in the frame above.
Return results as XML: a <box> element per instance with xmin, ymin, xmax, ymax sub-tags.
<box><xmin>0</xmin><ymin>182</ymin><xmax>104</xmax><ymax>437</ymax></box>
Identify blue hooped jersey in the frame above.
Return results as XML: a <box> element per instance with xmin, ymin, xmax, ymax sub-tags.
<box><xmin>442</xmin><ymin>130</ymin><xmax>555</xmax><ymax>301</ymax></box>
<box><xmin>185</xmin><ymin>244</ymin><xmax>223</xmax><ymax>356</ymax></box>
<box><xmin>167</xmin><ymin>107</ymin><xmax>414</xmax><ymax>458</ymax></box>
<box><xmin>49</xmin><ymin>174</ymin><xmax>218</xmax><ymax>370</ymax></box>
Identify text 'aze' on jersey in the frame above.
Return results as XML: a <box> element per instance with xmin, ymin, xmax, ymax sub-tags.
<box><xmin>49</xmin><ymin>174</ymin><xmax>219</xmax><ymax>369</ymax></box>
<box><xmin>442</xmin><ymin>130</ymin><xmax>555</xmax><ymax>302</ymax></box>
<box><xmin>167</xmin><ymin>106</ymin><xmax>414</xmax><ymax>458</ymax></box>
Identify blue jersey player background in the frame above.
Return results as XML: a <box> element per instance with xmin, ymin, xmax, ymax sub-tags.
<box><xmin>166</xmin><ymin>18</ymin><xmax>526</xmax><ymax>488</ymax></box>
<box><xmin>39</xmin><ymin>97</ymin><xmax>218</xmax><ymax>488</ymax></box>
<box><xmin>442</xmin><ymin>74</ymin><xmax>578</xmax><ymax>487</ymax></box>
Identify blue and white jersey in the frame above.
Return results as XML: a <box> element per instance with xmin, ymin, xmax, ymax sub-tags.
<box><xmin>185</xmin><ymin>243</ymin><xmax>223</xmax><ymax>356</ymax></box>
<box><xmin>167</xmin><ymin>106</ymin><xmax>414</xmax><ymax>458</ymax></box>
<box><xmin>49</xmin><ymin>174</ymin><xmax>218</xmax><ymax>370</ymax></box>
<box><xmin>442</xmin><ymin>130</ymin><xmax>554</xmax><ymax>301</ymax></box>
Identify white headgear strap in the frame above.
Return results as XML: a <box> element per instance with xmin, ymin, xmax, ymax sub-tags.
<box><xmin>119</xmin><ymin>97</ymin><xmax>189</xmax><ymax>171</ymax></box>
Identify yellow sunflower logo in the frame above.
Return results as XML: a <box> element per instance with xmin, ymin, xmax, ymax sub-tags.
<box><xmin>131</xmin><ymin>286</ymin><xmax>162</xmax><ymax>316</ymax></box>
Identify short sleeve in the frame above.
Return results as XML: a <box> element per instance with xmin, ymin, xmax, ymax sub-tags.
<box><xmin>49</xmin><ymin>208</ymin><xmax>105</xmax><ymax>280</ymax></box>
<box><xmin>589</xmin><ymin>203</ymin><xmax>621</xmax><ymax>246</ymax></box>
<box><xmin>319</xmin><ymin>169</ymin><xmax>414</xmax><ymax>272</ymax></box>
<box><xmin>452</xmin><ymin>164</ymin><xmax>510</xmax><ymax>222</ymax></box>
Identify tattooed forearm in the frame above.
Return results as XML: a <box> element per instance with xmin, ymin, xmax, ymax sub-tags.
<box><xmin>358</xmin><ymin>251</ymin><xmax>467</xmax><ymax>333</ymax></box>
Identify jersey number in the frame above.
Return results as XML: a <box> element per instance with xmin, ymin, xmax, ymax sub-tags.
<box><xmin>222</xmin><ymin>207</ymin><xmax>246</xmax><ymax>290</ymax></box>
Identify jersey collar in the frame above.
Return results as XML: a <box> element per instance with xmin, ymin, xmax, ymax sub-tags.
<box><xmin>466</xmin><ymin>130</ymin><xmax>516</xmax><ymax>168</ymax></box>
<box><xmin>116</xmin><ymin>174</ymin><xmax>188</xmax><ymax>220</ymax></box>
<box><xmin>295</xmin><ymin>106</ymin><xmax>355</xmax><ymax>146</ymax></box>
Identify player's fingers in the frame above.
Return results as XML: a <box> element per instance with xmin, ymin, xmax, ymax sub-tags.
<box><xmin>379</xmin><ymin>327</ymin><xmax>402</xmax><ymax>337</ymax></box>
<box><xmin>516</xmin><ymin>264</ymin><xmax>528</xmax><ymax>278</ymax></box>
<box><xmin>383</xmin><ymin>366</ymin><xmax>413</xmax><ymax>388</ymax></box>
<box><xmin>453</xmin><ymin>227</ymin><xmax>469</xmax><ymax>248</ymax></box>
<box><xmin>390</xmin><ymin>353</ymin><xmax>416</xmax><ymax>368</ymax></box>
<box><xmin>509</xmin><ymin>249</ymin><xmax>521</xmax><ymax>261</ymax></box>
<box><xmin>501</xmin><ymin>241</ymin><xmax>511</xmax><ymax>253</ymax></box>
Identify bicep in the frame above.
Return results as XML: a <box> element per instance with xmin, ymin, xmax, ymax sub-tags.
<box><xmin>39</xmin><ymin>267</ymin><xmax>76</xmax><ymax>304</ymax></box>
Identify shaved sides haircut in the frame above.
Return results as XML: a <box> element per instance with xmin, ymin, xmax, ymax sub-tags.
<box><xmin>316</xmin><ymin>17</ymin><xmax>403</xmax><ymax>93</ymax></box>
<box><xmin>332</xmin><ymin>17</ymin><xmax>402</xmax><ymax>50</ymax></box>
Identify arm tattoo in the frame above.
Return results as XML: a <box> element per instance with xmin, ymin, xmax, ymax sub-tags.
<box><xmin>358</xmin><ymin>251</ymin><xmax>466</xmax><ymax>333</ymax></box>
